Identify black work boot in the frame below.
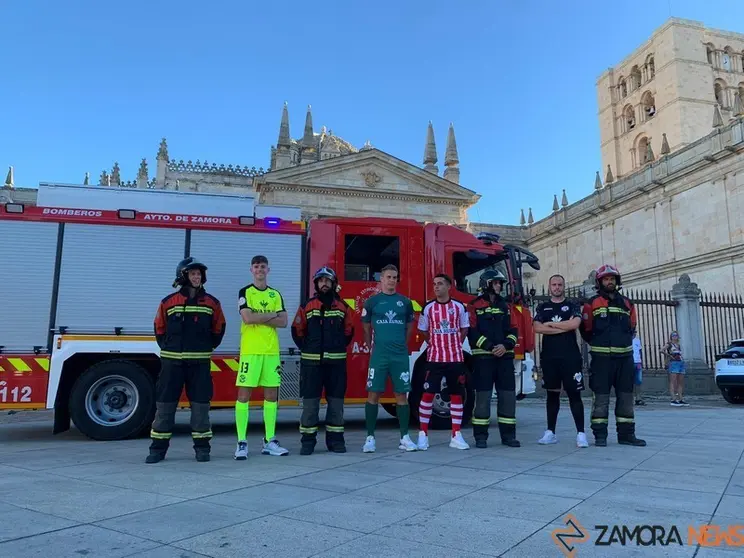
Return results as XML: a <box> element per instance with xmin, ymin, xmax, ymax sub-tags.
<box><xmin>591</xmin><ymin>424</ymin><xmax>608</xmax><ymax>447</ymax></box>
<box><xmin>618</xmin><ymin>434</ymin><xmax>646</xmax><ymax>447</ymax></box>
<box><xmin>145</xmin><ymin>450</ymin><xmax>166</xmax><ymax>464</ymax></box>
<box><xmin>475</xmin><ymin>437</ymin><xmax>487</xmax><ymax>449</ymax></box>
<box><xmin>300</xmin><ymin>434</ymin><xmax>317</xmax><ymax>456</ymax></box>
<box><xmin>499</xmin><ymin>424</ymin><xmax>520</xmax><ymax>447</ymax></box>
<box><xmin>501</xmin><ymin>438</ymin><xmax>521</xmax><ymax>448</ymax></box>
<box><xmin>326</xmin><ymin>433</ymin><xmax>347</xmax><ymax>453</ymax></box>
<box><xmin>195</xmin><ymin>447</ymin><xmax>211</xmax><ymax>462</ymax></box>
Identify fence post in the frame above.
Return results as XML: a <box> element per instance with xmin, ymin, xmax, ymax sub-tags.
<box><xmin>670</xmin><ymin>274</ymin><xmax>714</xmax><ymax>394</ymax></box>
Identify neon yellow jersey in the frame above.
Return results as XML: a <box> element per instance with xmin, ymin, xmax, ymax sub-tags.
<box><xmin>238</xmin><ymin>284</ymin><xmax>285</xmax><ymax>355</ymax></box>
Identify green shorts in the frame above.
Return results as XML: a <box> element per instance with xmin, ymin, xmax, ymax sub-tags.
<box><xmin>236</xmin><ymin>354</ymin><xmax>282</xmax><ymax>388</ymax></box>
<box><xmin>366</xmin><ymin>352</ymin><xmax>411</xmax><ymax>394</ymax></box>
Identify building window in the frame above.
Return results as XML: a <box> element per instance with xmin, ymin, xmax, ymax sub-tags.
<box><xmin>624</xmin><ymin>105</ymin><xmax>636</xmax><ymax>133</ymax></box>
<box><xmin>641</xmin><ymin>91</ymin><xmax>656</xmax><ymax>121</ymax></box>
<box><xmin>646</xmin><ymin>55</ymin><xmax>655</xmax><ymax>80</ymax></box>
<box><xmin>618</xmin><ymin>77</ymin><xmax>627</xmax><ymax>99</ymax></box>
<box><xmin>706</xmin><ymin>43</ymin><xmax>715</xmax><ymax>65</ymax></box>
<box><xmin>637</xmin><ymin>136</ymin><xmax>650</xmax><ymax>166</ymax></box>
<box><xmin>343</xmin><ymin>234</ymin><xmax>399</xmax><ymax>282</ymax></box>
<box><xmin>714</xmin><ymin>81</ymin><xmax>728</xmax><ymax>108</ymax></box>
<box><xmin>723</xmin><ymin>47</ymin><xmax>733</xmax><ymax>71</ymax></box>
<box><xmin>630</xmin><ymin>66</ymin><xmax>642</xmax><ymax>91</ymax></box>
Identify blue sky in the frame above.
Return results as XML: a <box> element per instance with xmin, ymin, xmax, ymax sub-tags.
<box><xmin>2</xmin><ymin>1</ymin><xmax>743</xmax><ymax>225</ymax></box>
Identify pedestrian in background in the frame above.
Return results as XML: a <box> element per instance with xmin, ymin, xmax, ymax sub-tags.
<box><xmin>632</xmin><ymin>333</ymin><xmax>645</xmax><ymax>406</ymax></box>
<box><xmin>662</xmin><ymin>331</ymin><xmax>688</xmax><ymax>407</ymax></box>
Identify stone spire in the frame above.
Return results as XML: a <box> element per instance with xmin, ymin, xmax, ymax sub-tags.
<box><xmin>660</xmin><ymin>133</ymin><xmax>670</xmax><ymax>155</ymax></box>
<box><xmin>302</xmin><ymin>105</ymin><xmax>314</xmax><ymax>148</ymax></box>
<box><xmin>646</xmin><ymin>141</ymin><xmax>655</xmax><ymax>163</ymax></box>
<box><xmin>360</xmin><ymin>140</ymin><xmax>374</xmax><ymax>151</ymax></box>
<box><xmin>552</xmin><ymin>194</ymin><xmax>559</xmax><ymax>212</ymax></box>
<box><xmin>300</xmin><ymin>105</ymin><xmax>316</xmax><ymax>165</ymax></box>
<box><xmin>713</xmin><ymin>104</ymin><xmax>724</xmax><ymax>127</ymax></box>
<box><xmin>4</xmin><ymin>166</ymin><xmax>13</xmax><ymax>188</ymax></box>
<box><xmin>561</xmin><ymin>189</ymin><xmax>568</xmax><ymax>207</ymax></box>
<box><xmin>157</xmin><ymin>138</ymin><xmax>169</xmax><ymax>161</ymax></box>
<box><xmin>99</xmin><ymin>170</ymin><xmax>110</xmax><ymax>186</ymax></box>
<box><xmin>605</xmin><ymin>165</ymin><xmax>614</xmax><ymax>184</ymax></box>
<box><xmin>443</xmin><ymin>123</ymin><xmax>460</xmax><ymax>184</ymax></box>
<box><xmin>528</xmin><ymin>208</ymin><xmax>534</xmax><ymax>225</ymax></box>
<box><xmin>595</xmin><ymin>171</ymin><xmax>603</xmax><ymax>190</ymax></box>
<box><xmin>734</xmin><ymin>92</ymin><xmax>744</xmax><ymax>117</ymax></box>
<box><xmin>520</xmin><ymin>209</ymin><xmax>526</xmax><ymax>226</ymax></box>
<box><xmin>83</xmin><ymin>172</ymin><xmax>89</xmax><ymax>185</ymax></box>
<box><xmin>111</xmin><ymin>162</ymin><xmax>121</xmax><ymax>185</ymax></box>
<box><xmin>137</xmin><ymin>158</ymin><xmax>149</xmax><ymax>188</ymax></box>
<box><xmin>277</xmin><ymin>102</ymin><xmax>291</xmax><ymax>148</ymax></box>
<box><xmin>423</xmin><ymin>121</ymin><xmax>439</xmax><ymax>175</ymax></box>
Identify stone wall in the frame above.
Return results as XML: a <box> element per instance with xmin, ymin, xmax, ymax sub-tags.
<box><xmin>478</xmin><ymin>118</ymin><xmax>744</xmax><ymax>294</ymax></box>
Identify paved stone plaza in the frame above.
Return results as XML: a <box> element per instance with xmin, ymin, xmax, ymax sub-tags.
<box><xmin>0</xmin><ymin>397</ymin><xmax>742</xmax><ymax>557</ymax></box>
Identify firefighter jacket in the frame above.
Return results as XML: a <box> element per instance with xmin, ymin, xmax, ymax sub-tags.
<box><xmin>467</xmin><ymin>294</ymin><xmax>519</xmax><ymax>358</ymax></box>
<box><xmin>579</xmin><ymin>293</ymin><xmax>637</xmax><ymax>357</ymax></box>
<box><xmin>154</xmin><ymin>286</ymin><xmax>226</xmax><ymax>361</ymax></box>
<box><xmin>509</xmin><ymin>301</ymin><xmax>535</xmax><ymax>359</ymax></box>
<box><xmin>291</xmin><ymin>295</ymin><xmax>354</xmax><ymax>363</ymax></box>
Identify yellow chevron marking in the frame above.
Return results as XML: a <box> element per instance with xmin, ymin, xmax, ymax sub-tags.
<box><xmin>344</xmin><ymin>298</ymin><xmax>356</xmax><ymax>309</ymax></box>
<box><xmin>7</xmin><ymin>358</ymin><xmax>31</xmax><ymax>373</ymax></box>
<box><xmin>412</xmin><ymin>301</ymin><xmax>423</xmax><ymax>312</ymax></box>
<box><xmin>210</xmin><ymin>361</ymin><xmax>220</xmax><ymax>372</ymax></box>
<box><xmin>35</xmin><ymin>358</ymin><xmax>50</xmax><ymax>371</ymax></box>
<box><xmin>223</xmin><ymin>359</ymin><xmax>239</xmax><ymax>371</ymax></box>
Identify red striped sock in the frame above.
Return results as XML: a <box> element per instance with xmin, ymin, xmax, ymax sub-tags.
<box><xmin>451</xmin><ymin>395</ymin><xmax>463</xmax><ymax>435</ymax></box>
<box><xmin>419</xmin><ymin>393</ymin><xmax>434</xmax><ymax>434</ymax></box>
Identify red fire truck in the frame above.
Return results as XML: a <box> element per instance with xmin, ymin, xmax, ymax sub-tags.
<box><xmin>0</xmin><ymin>184</ymin><xmax>539</xmax><ymax>440</ymax></box>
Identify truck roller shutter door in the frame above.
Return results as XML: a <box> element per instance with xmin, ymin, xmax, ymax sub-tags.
<box><xmin>189</xmin><ymin>230</ymin><xmax>303</xmax><ymax>354</ymax></box>
<box><xmin>55</xmin><ymin>224</ymin><xmax>186</xmax><ymax>333</ymax></box>
<box><xmin>0</xmin><ymin>221</ymin><xmax>58</xmax><ymax>350</ymax></box>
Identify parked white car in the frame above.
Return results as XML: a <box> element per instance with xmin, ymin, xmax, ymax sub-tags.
<box><xmin>714</xmin><ymin>339</ymin><xmax>744</xmax><ymax>404</ymax></box>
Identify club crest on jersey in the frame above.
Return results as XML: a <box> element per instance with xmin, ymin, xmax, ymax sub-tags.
<box><xmin>269</xmin><ymin>292</ymin><xmax>276</xmax><ymax>298</ymax></box>
<box><xmin>397</xmin><ymin>300</ymin><xmax>404</xmax><ymax>307</ymax></box>
<box><xmin>399</xmin><ymin>371</ymin><xmax>410</xmax><ymax>383</ymax></box>
<box><xmin>561</xmin><ymin>305</ymin><xmax>569</xmax><ymax>312</ymax></box>
<box><xmin>574</xmin><ymin>372</ymin><xmax>583</xmax><ymax>383</ymax></box>
<box><xmin>238</xmin><ymin>297</ymin><xmax>246</xmax><ymax>306</ymax></box>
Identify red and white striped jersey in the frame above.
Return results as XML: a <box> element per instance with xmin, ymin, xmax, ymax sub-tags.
<box><xmin>418</xmin><ymin>299</ymin><xmax>469</xmax><ymax>362</ymax></box>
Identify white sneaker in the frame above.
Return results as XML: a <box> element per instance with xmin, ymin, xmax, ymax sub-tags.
<box><xmin>234</xmin><ymin>440</ymin><xmax>248</xmax><ymax>460</ymax></box>
<box><xmin>417</xmin><ymin>431</ymin><xmax>429</xmax><ymax>451</ymax></box>
<box><xmin>399</xmin><ymin>434</ymin><xmax>418</xmax><ymax>452</ymax></box>
<box><xmin>262</xmin><ymin>437</ymin><xmax>289</xmax><ymax>456</ymax></box>
<box><xmin>362</xmin><ymin>435</ymin><xmax>376</xmax><ymax>453</ymax></box>
<box><xmin>576</xmin><ymin>432</ymin><xmax>589</xmax><ymax>448</ymax></box>
<box><xmin>538</xmin><ymin>430</ymin><xmax>558</xmax><ymax>445</ymax></box>
<box><xmin>449</xmin><ymin>432</ymin><xmax>470</xmax><ymax>450</ymax></box>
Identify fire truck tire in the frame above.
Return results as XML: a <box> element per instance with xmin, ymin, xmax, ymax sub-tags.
<box><xmin>721</xmin><ymin>387</ymin><xmax>744</xmax><ymax>405</ymax></box>
<box><xmin>69</xmin><ymin>360</ymin><xmax>156</xmax><ymax>441</ymax></box>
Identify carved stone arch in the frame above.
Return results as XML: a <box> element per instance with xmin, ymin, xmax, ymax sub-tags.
<box><xmin>645</xmin><ymin>54</ymin><xmax>655</xmax><ymax>80</ymax></box>
<box><xmin>714</xmin><ymin>79</ymin><xmax>728</xmax><ymax>108</ymax></box>
<box><xmin>705</xmin><ymin>42</ymin><xmax>716</xmax><ymax>64</ymax></box>
<box><xmin>623</xmin><ymin>104</ymin><xmax>636</xmax><ymax>133</ymax></box>
<box><xmin>640</xmin><ymin>90</ymin><xmax>656</xmax><ymax>121</ymax></box>
<box><xmin>634</xmin><ymin>134</ymin><xmax>650</xmax><ymax>167</ymax></box>
<box><xmin>618</xmin><ymin>76</ymin><xmax>628</xmax><ymax>99</ymax></box>
<box><xmin>723</xmin><ymin>46</ymin><xmax>735</xmax><ymax>71</ymax></box>
<box><xmin>630</xmin><ymin>65</ymin><xmax>642</xmax><ymax>90</ymax></box>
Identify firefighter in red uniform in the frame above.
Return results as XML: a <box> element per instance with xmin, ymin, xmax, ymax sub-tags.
<box><xmin>146</xmin><ymin>257</ymin><xmax>226</xmax><ymax>464</ymax></box>
<box><xmin>467</xmin><ymin>270</ymin><xmax>521</xmax><ymax>448</ymax></box>
<box><xmin>292</xmin><ymin>267</ymin><xmax>354</xmax><ymax>455</ymax></box>
<box><xmin>579</xmin><ymin>264</ymin><xmax>646</xmax><ymax>447</ymax></box>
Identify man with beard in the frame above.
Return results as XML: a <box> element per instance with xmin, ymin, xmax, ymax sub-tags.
<box><xmin>467</xmin><ymin>270</ymin><xmax>520</xmax><ymax>448</ymax></box>
<box><xmin>291</xmin><ymin>267</ymin><xmax>354</xmax><ymax>455</ymax></box>
<box><xmin>147</xmin><ymin>257</ymin><xmax>226</xmax><ymax>464</ymax></box>
<box><xmin>533</xmin><ymin>274</ymin><xmax>588</xmax><ymax>448</ymax></box>
<box><xmin>579</xmin><ymin>264</ymin><xmax>646</xmax><ymax>447</ymax></box>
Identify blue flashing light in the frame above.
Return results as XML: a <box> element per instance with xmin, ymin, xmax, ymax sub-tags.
<box><xmin>265</xmin><ymin>217</ymin><xmax>281</xmax><ymax>226</ymax></box>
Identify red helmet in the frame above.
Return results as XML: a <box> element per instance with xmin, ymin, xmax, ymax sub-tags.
<box><xmin>595</xmin><ymin>264</ymin><xmax>621</xmax><ymax>286</ymax></box>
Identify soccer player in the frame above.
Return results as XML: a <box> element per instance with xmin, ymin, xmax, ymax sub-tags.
<box><xmin>361</xmin><ymin>264</ymin><xmax>418</xmax><ymax>452</ymax></box>
<box><xmin>533</xmin><ymin>274</ymin><xmax>589</xmax><ymax>448</ymax></box>
<box><xmin>416</xmin><ymin>274</ymin><xmax>470</xmax><ymax>451</ymax></box>
<box><xmin>234</xmin><ymin>255</ymin><xmax>289</xmax><ymax>460</ymax></box>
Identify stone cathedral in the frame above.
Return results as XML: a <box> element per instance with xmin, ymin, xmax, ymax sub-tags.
<box><xmin>3</xmin><ymin>18</ymin><xmax>744</xmax><ymax>294</ymax></box>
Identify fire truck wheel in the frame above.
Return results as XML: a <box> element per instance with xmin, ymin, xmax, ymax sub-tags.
<box><xmin>721</xmin><ymin>387</ymin><xmax>744</xmax><ymax>405</ymax></box>
<box><xmin>69</xmin><ymin>360</ymin><xmax>156</xmax><ymax>441</ymax></box>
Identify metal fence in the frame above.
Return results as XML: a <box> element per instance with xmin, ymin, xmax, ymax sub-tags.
<box><xmin>700</xmin><ymin>292</ymin><xmax>744</xmax><ymax>367</ymax></box>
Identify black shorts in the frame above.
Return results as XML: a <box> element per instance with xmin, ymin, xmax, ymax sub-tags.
<box><xmin>541</xmin><ymin>355</ymin><xmax>585</xmax><ymax>393</ymax></box>
<box><xmin>472</xmin><ymin>357</ymin><xmax>515</xmax><ymax>392</ymax></box>
<box><xmin>423</xmin><ymin>362</ymin><xmax>467</xmax><ymax>395</ymax></box>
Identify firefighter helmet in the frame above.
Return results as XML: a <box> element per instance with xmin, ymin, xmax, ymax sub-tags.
<box><xmin>173</xmin><ymin>257</ymin><xmax>207</xmax><ymax>288</ymax></box>
<box><xmin>313</xmin><ymin>266</ymin><xmax>338</xmax><ymax>291</ymax></box>
<box><xmin>595</xmin><ymin>263</ymin><xmax>621</xmax><ymax>287</ymax></box>
<box><xmin>479</xmin><ymin>269</ymin><xmax>507</xmax><ymax>291</ymax></box>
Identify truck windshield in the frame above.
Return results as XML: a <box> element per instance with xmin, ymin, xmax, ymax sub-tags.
<box><xmin>452</xmin><ymin>250</ymin><xmax>510</xmax><ymax>298</ymax></box>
